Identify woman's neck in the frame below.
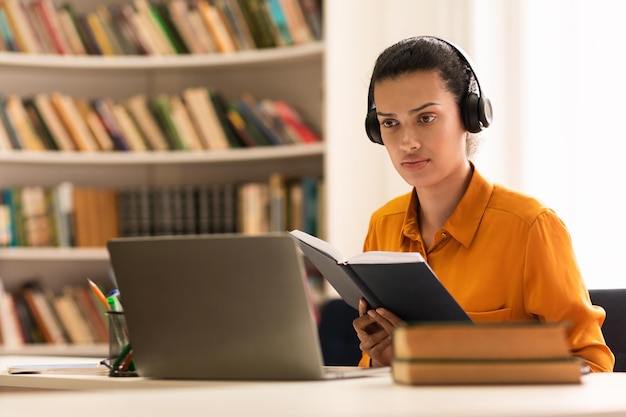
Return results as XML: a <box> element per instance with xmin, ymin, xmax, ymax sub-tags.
<box><xmin>416</xmin><ymin>162</ymin><xmax>473</xmax><ymax>247</ymax></box>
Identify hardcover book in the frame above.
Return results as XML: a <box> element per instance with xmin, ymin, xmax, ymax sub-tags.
<box><xmin>289</xmin><ymin>229</ymin><xmax>470</xmax><ymax>322</ymax></box>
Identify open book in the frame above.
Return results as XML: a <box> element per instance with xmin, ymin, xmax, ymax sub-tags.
<box><xmin>289</xmin><ymin>230</ymin><xmax>470</xmax><ymax>322</ymax></box>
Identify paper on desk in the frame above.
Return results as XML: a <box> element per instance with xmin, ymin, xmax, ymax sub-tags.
<box><xmin>7</xmin><ymin>362</ymin><xmax>108</xmax><ymax>375</ymax></box>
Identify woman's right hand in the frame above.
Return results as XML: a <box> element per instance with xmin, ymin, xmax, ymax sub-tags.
<box><xmin>353</xmin><ymin>298</ymin><xmax>401</xmax><ymax>367</ymax></box>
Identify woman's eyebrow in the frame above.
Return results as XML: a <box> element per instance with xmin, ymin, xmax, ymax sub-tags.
<box><xmin>376</xmin><ymin>102</ymin><xmax>441</xmax><ymax>117</ymax></box>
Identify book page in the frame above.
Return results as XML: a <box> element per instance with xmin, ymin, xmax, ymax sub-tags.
<box><xmin>289</xmin><ymin>229</ymin><xmax>345</xmax><ymax>263</ymax></box>
<box><xmin>348</xmin><ymin>251</ymin><xmax>425</xmax><ymax>264</ymax></box>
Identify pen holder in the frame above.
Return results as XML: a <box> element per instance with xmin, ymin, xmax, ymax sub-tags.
<box><xmin>105</xmin><ymin>311</ymin><xmax>138</xmax><ymax>377</ymax></box>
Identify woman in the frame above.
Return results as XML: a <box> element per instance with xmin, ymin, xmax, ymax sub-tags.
<box><xmin>353</xmin><ymin>36</ymin><xmax>614</xmax><ymax>372</ymax></box>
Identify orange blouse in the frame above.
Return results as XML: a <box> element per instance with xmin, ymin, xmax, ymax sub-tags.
<box><xmin>358</xmin><ymin>168</ymin><xmax>614</xmax><ymax>372</ymax></box>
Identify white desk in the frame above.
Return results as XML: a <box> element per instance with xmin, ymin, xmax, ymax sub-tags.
<box><xmin>2</xmin><ymin>356</ymin><xmax>626</xmax><ymax>417</ymax></box>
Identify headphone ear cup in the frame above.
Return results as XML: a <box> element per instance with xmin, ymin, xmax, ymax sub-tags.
<box><xmin>463</xmin><ymin>92</ymin><xmax>482</xmax><ymax>133</ymax></box>
<box><xmin>463</xmin><ymin>92</ymin><xmax>493</xmax><ymax>133</ymax></box>
<box><xmin>478</xmin><ymin>96</ymin><xmax>493</xmax><ymax>129</ymax></box>
<box><xmin>365</xmin><ymin>109</ymin><xmax>383</xmax><ymax>144</ymax></box>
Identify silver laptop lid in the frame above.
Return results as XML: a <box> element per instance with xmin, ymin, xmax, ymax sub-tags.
<box><xmin>107</xmin><ymin>233</ymin><xmax>326</xmax><ymax>380</ymax></box>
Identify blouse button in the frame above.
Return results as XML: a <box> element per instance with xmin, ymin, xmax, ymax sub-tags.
<box><xmin>441</xmin><ymin>232</ymin><xmax>447</xmax><ymax>238</ymax></box>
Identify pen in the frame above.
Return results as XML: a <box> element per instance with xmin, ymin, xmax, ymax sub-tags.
<box><xmin>87</xmin><ymin>278</ymin><xmax>108</xmax><ymax>310</ymax></box>
<box><xmin>119</xmin><ymin>349</ymin><xmax>135</xmax><ymax>372</ymax></box>
<box><xmin>107</xmin><ymin>296</ymin><xmax>121</xmax><ymax>313</ymax></box>
<box><xmin>112</xmin><ymin>343</ymin><xmax>133</xmax><ymax>370</ymax></box>
<box><xmin>107</xmin><ymin>289</ymin><xmax>123</xmax><ymax>312</ymax></box>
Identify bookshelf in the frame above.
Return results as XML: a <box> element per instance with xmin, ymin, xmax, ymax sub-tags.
<box><xmin>0</xmin><ymin>0</ymin><xmax>324</xmax><ymax>350</ymax></box>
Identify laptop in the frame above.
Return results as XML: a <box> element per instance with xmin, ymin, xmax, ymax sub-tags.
<box><xmin>106</xmin><ymin>233</ymin><xmax>389</xmax><ymax>380</ymax></box>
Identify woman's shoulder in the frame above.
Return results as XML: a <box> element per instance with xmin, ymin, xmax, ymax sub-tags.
<box><xmin>489</xmin><ymin>183</ymin><xmax>556</xmax><ymax>225</ymax></box>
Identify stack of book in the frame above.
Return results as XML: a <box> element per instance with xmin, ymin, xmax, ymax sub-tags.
<box><xmin>0</xmin><ymin>89</ymin><xmax>322</xmax><ymax>152</ymax></box>
<box><xmin>392</xmin><ymin>322</ymin><xmax>585</xmax><ymax>385</ymax></box>
<box><xmin>0</xmin><ymin>0</ymin><xmax>322</xmax><ymax>55</ymax></box>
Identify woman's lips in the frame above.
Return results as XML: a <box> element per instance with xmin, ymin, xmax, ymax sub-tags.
<box><xmin>401</xmin><ymin>158</ymin><xmax>429</xmax><ymax>170</ymax></box>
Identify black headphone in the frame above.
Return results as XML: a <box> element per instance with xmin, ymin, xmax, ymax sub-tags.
<box><xmin>365</xmin><ymin>36</ymin><xmax>493</xmax><ymax>145</ymax></box>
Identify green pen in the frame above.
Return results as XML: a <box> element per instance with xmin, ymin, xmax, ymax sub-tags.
<box><xmin>107</xmin><ymin>289</ymin><xmax>124</xmax><ymax>312</ymax></box>
<box><xmin>112</xmin><ymin>343</ymin><xmax>133</xmax><ymax>370</ymax></box>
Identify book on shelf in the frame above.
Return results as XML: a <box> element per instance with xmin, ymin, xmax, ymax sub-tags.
<box><xmin>32</xmin><ymin>94</ymin><xmax>76</xmax><ymax>151</ymax></box>
<box><xmin>0</xmin><ymin>7</ymin><xmax>18</xmax><ymax>52</ymax></box>
<box><xmin>0</xmin><ymin>278</ymin><xmax>23</xmax><ymax>348</ymax></box>
<box><xmin>268</xmin><ymin>172</ymin><xmax>287</xmax><ymax>231</ymax></box>
<box><xmin>107</xmin><ymin>3</ymin><xmax>146</xmax><ymax>55</ymax></box>
<box><xmin>196</xmin><ymin>0</ymin><xmax>238</xmax><ymax>53</ymax></box>
<box><xmin>57</xmin><ymin>5</ymin><xmax>87</xmax><ymax>55</ymax></box>
<box><xmin>271</xmin><ymin>100</ymin><xmax>321</xmax><ymax>143</ymax></box>
<box><xmin>288</xmin><ymin>229</ymin><xmax>471</xmax><ymax>322</ymax></box>
<box><xmin>237</xmin><ymin>94</ymin><xmax>284</xmax><ymax>145</ymax></box>
<box><xmin>149</xmin><ymin>94</ymin><xmax>187</xmax><ymax>150</ymax></box>
<box><xmin>0</xmin><ymin>193</ymin><xmax>11</xmax><ymax>246</ymax></box>
<box><xmin>81</xmin><ymin>102</ymin><xmax>116</xmax><ymax>152</ymax></box>
<box><xmin>4</xmin><ymin>95</ymin><xmax>45</xmax><ymax>151</ymax></box>
<box><xmin>20</xmin><ymin>185</ymin><xmax>53</xmax><ymax>247</ymax></box>
<box><xmin>0</xmin><ymin>95</ymin><xmax>21</xmax><ymax>150</ymax></box>
<box><xmin>85</xmin><ymin>10</ymin><xmax>116</xmax><ymax>56</ymax></box>
<box><xmin>124</xmin><ymin>94</ymin><xmax>170</xmax><ymax>151</ymax></box>
<box><xmin>23</xmin><ymin>0</ymin><xmax>55</xmax><ymax>54</ymax></box>
<box><xmin>208</xmin><ymin>90</ymin><xmax>245</xmax><ymax>148</ymax></box>
<box><xmin>91</xmin><ymin>97</ymin><xmax>131</xmax><ymax>151</ymax></box>
<box><xmin>32</xmin><ymin>0</ymin><xmax>72</xmax><ymax>55</ymax></box>
<box><xmin>238</xmin><ymin>181</ymin><xmax>270</xmax><ymax>234</ymax></box>
<box><xmin>227</xmin><ymin>102</ymin><xmax>271</xmax><ymax>147</ymax></box>
<box><xmin>278</xmin><ymin>0</ymin><xmax>314</xmax><ymax>44</ymax></box>
<box><xmin>391</xmin><ymin>322</ymin><xmax>585</xmax><ymax>385</ymax></box>
<box><xmin>110</xmin><ymin>102</ymin><xmax>149</xmax><ymax>151</ymax></box>
<box><xmin>167</xmin><ymin>0</ymin><xmax>205</xmax><ymax>54</ymax></box>
<box><xmin>152</xmin><ymin>3</ymin><xmax>190</xmax><ymax>54</ymax></box>
<box><xmin>73</xmin><ymin>11</ymin><xmax>102</xmax><ymax>55</ymax></box>
<box><xmin>21</xmin><ymin>280</ymin><xmax>69</xmax><ymax>344</ymax></box>
<box><xmin>169</xmin><ymin>95</ymin><xmax>204</xmax><ymax>151</ymax></box>
<box><xmin>217</xmin><ymin>0</ymin><xmax>256</xmax><ymax>51</ymax></box>
<box><xmin>0</xmin><ymin>124</ymin><xmax>11</xmax><ymax>151</ymax></box>
<box><xmin>1</xmin><ymin>0</ymin><xmax>41</xmax><ymax>53</ymax></box>
<box><xmin>236</xmin><ymin>0</ymin><xmax>276</xmax><ymax>48</ymax></box>
<box><xmin>297</xmin><ymin>0</ymin><xmax>322</xmax><ymax>41</ymax></box>
<box><xmin>265</xmin><ymin>0</ymin><xmax>293</xmax><ymax>46</ymax></box>
<box><xmin>49</xmin><ymin>92</ymin><xmax>99</xmax><ymax>152</ymax></box>
<box><xmin>23</xmin><ymin>97</ymin><xmax>60</xmax><ymax>151</ymax></box>
<box><xmin>133</xmin><ymin>0</ymin><xmax>176</xmax><ymax>55</ymax></box>
<box><xmin>94</xmin><ymin>5</ymin><xmax>131</xmax><ymax>56</ymax></box>
<box><xmin>181</xmin><ymin>87</ymin><xmax>230</xmax><ymax>151</ymax></box>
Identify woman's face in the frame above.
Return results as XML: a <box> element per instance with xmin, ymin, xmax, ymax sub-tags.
<box><xmin>373</xmin><ymin>71</ymin><xmax>468</xmax><ymax>190</ymax></box>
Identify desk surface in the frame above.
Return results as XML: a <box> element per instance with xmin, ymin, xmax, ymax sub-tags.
<box><xmin>2</xmin><ymin>356</ymin><xmax>626</xmax><ymax>417</ymax></box>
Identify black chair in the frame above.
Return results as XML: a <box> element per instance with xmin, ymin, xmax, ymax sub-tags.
<box><xmin>317</xmin><ymin>298</ymin><xmax>362</xmax><ymax>366</ymax></box>
<box><xmin>589</xmin><ymin>288</ymin><xmax>626</xmax><ymax>372</ymax></box>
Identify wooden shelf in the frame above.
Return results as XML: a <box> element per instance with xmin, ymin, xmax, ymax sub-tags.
<box><xmin>0</xmin><ymin>143</ymin><xmax>325</xmax><ymax>166</ymax></box>
<box><xmin>0</xmin><ymin>42</ymin><xmax>324</xmax><ymax>70</ymax></box>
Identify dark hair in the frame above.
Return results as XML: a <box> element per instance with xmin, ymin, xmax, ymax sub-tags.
<box><xmin>368</xmin><ymin>36</ymin><xmax>474</xmax><ymax>118</ymax></box>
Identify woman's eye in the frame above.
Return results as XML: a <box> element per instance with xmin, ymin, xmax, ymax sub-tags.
<box><xmin>419</xmin><ymin>115</ymin><xmax>436</xmax><ymax>123</ymax></box>
<box><xmin>381</xmin><ymin>119</ymin><xmax>398</xmax><ymax>128</ymax></box>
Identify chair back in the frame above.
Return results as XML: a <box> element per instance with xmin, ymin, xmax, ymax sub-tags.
<box><xmin>589</xmin><ymin>288</ymin><xmax>626</xmax><ymax>372</ymax></box>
